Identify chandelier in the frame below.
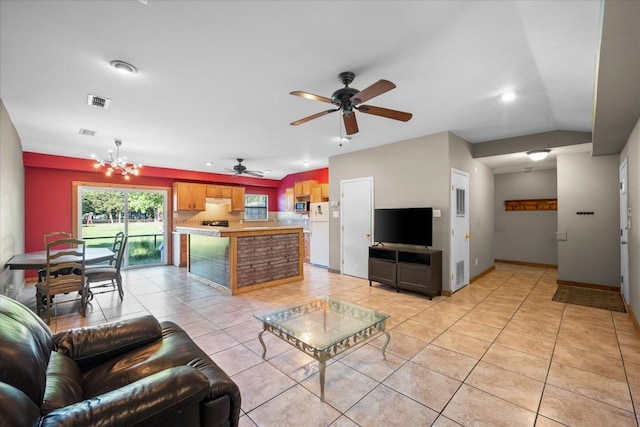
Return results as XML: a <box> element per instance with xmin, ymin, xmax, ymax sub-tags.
<box><xmin>92</xmin><ymin>139</ymin><xmax>141</xmax><ymax>179</ymax></box>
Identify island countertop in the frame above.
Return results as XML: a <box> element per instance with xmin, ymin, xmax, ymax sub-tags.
<box><xmin>175</xmin><ymin>225</ymin><xmax>304</xmax><ymax>237</ymax></box>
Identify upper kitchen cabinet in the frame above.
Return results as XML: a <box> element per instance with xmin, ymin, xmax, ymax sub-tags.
<box><xmin>285</xmin><ymin>188</ymin><xmax>294</xmax><ymax>211</ymax></box>
<box><xmin>311</xmin><ymin>183</ymin><xmax>329</xmax><ymax>202</ymax></box>
<box><xmin>230</xmin><ymin>187</ymin><xmax>245</xmax><ymax>212</ymax></box>
<box><xmin>174</xmin><ymin>182</ymin><xmax>206</xmax><ymax>211</ymax></box>
<box><xmin>294</xmin><ymin>180</ymin><xmax>318</xmax><ymax>199</ymax></box>
<box><xmin>206</xmin><ymin>184</ymin><xmax>232</xmax><ymax>199</ymax></box>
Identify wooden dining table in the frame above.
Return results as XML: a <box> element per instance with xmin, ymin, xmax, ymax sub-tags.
<box><xmin>6</xmin><ymin>247</ymin><xmax>115</xmax><ymax>270</ymax></box>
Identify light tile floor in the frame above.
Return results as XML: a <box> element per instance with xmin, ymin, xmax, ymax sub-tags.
<box><xmin>16</xmin><ymin>263</ymin><xmax>640</xmax><ymax>426</ymax></box>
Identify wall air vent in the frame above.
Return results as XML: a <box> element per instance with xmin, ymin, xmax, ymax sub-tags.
<box><xmin>87</xmin><ymin>94</ymin><xmax>111</xmax><ymax>109</ymax></box>
<box><xmin>79</xmin><ymin>128</ymin><xmax>95</xmax><ymax>136</ymax></box>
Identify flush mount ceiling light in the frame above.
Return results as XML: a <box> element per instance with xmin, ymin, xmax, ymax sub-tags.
<box><xmin>526</xmin><ymin>149</ymin><xmax>551</xmax><ymax>161</ymax></box>
<box><xmin>110</xmin><ymin>60</ymin><xmax>137</xmax><ymax>74</ymax></box>
<box><xmin>501</xmin><ymin>91</ymin><xmax>517</xmax><ymax>102</ymax></box>
<box><xmin>91</xmin><ymin>139</ymin><xmax>141</xmax><ymax>179</ymax></box>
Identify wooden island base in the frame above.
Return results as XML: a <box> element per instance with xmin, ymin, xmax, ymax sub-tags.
<box><xmin>176</xmin><ymin>226</ymin><xmax>304</xmax><ymax>295</ymax></box>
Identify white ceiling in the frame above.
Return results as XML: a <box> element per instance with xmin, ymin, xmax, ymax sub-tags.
<box><xmin>0</xmin><ymin>1</ymin><xmax>609</xmax><ymax>179</ymax></box>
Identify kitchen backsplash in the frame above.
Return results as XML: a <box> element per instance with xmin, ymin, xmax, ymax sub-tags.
<box><xmin>173</xmin><ymin>203</ymin><xmax>310</xmax><ymax>229</ymax></box>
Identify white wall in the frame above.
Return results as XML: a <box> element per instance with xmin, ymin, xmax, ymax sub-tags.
<box><xmin>328</xmin><ymin>131</ymin><xmax>495</xmax><ymax>291</ymax></box>
<box><xmin>557</xmin><ymin>152</ymin><xmax>620</xmax><ymax>286</ymax></box>
<box><xmin>494</xmin><ymin>169</ymin><xmax>558</xmax><ymax>265</ymax></box>
<box><xmin>620</xmin><ymin>117</ymin><xmax>640</xmax><ymax>318</ymax></box>
<box><xmin>0</xmin><ymin>99</ymin><xmax>25</xmax><ymax>297</ymax></box>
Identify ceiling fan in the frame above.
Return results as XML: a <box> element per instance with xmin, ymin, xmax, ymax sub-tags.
<box><xmin>226</xmin><ymin>158</ymin><xmax>263</xmax><ymax>178</ymax></box>
<box><xmin>290</xmin><ymin>71</ymin><xmax>412</xmax><ymax>135</ymax></box>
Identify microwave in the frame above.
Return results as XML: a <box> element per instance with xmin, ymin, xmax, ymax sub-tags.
<box><xmin>295</xmin><ymin>201</ymin><xmax>310</xmax><ymax>213</ymax></box>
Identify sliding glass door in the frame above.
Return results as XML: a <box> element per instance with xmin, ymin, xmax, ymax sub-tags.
<box><xmin>77</xmin><ymin>186</ymin><xmax>168</xmax><ymax>267</ymax></box>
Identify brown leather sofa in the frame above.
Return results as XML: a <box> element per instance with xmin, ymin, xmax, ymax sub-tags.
<box><xmin>0</xmin><ymin>295</ymin><xmax>241</xmax><ymax>427</ymax></box>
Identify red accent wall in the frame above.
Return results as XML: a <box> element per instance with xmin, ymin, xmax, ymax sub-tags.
<box><xmin>23</xmin><ymin>153</ymin><xmax>328</xmax><ymax>260</ymax></box>
<box><xmin>23</xmin><ymin>152</ymin><xmax>281</xmax><ymax>253</ymax></box>
<box><xmin>276</xmin><ymin>168</ymin><xmax>329</xmax><ymax>211</ymax></box>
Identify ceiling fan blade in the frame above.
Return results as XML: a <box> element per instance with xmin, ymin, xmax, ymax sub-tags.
<box><xmin>357</xmin><ymin>105</ymin><xmax>412</xmax><ymax>122</ymax></box>
<box><xmin>244</xmin><ymin>171</ymin><xmax>264</xmax><ymax>178</ymax></box>
<box><xmin>350</xmin><ymin>79</ymin><xmax>396</xmax><ymax>105</ymax></box>
<box><xmin>291</xmin><ymin>108</ymin><xmax>339</xmax><ymax>126</ymax></box>
<box><xmin>343</xmin><ymin>112</ymin><xmax>359</xmax><ymax>135</ymax></box>
<box><xmin>290</xmin><ymin>91</ymin><xmax>334</xmax><ymax>104</ymax></box>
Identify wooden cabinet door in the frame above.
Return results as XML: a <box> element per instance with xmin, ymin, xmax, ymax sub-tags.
<box><xmin>310</xmin><ymin>185</ymin><xmax>321</xmax><ymax>202</ymax></box>
<box><xmin>294</xmin><ymin>181</ymin><xmax>303</xmax><ymax>197</ymax></box>
<box><xmin>304</xmin><ymin>233</ymin><xmax>310</xmax><ymax>262</ymax></box>
<box><xmin>230</xmin><ymin>187</ymin><xmax>245</xmax><ymax>211</ymax></box>
<box><xmin>285</xmin><ymin>188</ymin><xmax>294</xmax><ymax>211</ymax></box>
<box><xmin>174</xmin><ymin>183</ymin><xmax>193</xmax><ymax>211</ymax></box>
<box><xmin>321</xmin><ymin>183</ymin><xmax>329</xmax><ymax>200</ymax></box>
<box><xmin>191</xmin><ymin>184</ymin><xmax>207</xmax><ymax>210</ymax></box>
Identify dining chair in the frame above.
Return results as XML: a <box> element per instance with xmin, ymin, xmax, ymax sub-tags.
<box><xmin>36</xmin><ymin>238</ymin><xmax>87</xmax><ymax>324</ymax></box>
<box><xmin>37</xmin><ymin>231</ymin><xmax>72</xmax><ymax>284</ymax></box>
<box><xmin>86</xmin><ymin>232</ymin><xmax>127</xmax><ymax>301</ymax></box>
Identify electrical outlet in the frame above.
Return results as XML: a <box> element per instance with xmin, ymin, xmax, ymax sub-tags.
<box><xmin>475</xmin><ymin>258</ymin><xmax>478</xmax><ymax>266</ymax></box>
<box><xmin>8</xmin><ymin>284</ymin><xmax>14</xmax><ymax>293</ymax></box>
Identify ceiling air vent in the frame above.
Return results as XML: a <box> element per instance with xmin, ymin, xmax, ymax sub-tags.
<box><xmin>87</xmin><ymin>94</ymin><xmax>111</xmax><ymax>109</ymax></box>
<box><xmin>79</xmin><ymin>128</ymin><xmax>95</xmax><ymax>136</ymax></box>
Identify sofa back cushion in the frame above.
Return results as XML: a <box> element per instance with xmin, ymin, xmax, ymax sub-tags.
<box><xmin>42</xmin><ymin>352</ymin><xmax>83</xmax><ymax>413</ymax></box>
<box><xmin>0</xmin><ymin>295</ymin><xmax>53</xmax><ymax>405</ymax></box>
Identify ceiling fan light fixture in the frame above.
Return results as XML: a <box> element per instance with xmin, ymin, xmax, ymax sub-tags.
<box><xmin>526</xmin><ymin>149</ymin><xmax>550</xmax><ymax>161</ymax></box>
<box><xmin>110</xmin><ymin>60</ymin><xmax>137</xmax><ymax>74</ymax></box>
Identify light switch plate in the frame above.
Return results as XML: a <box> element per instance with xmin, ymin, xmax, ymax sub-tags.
<box><xmin>433</xmin><ymin>209</ymin><xmax>441</xmax><ymax>218</ymax></box>
<box><xmin>332</xmin><ymin>211</ymin><xmax>339</xmax><ymax>217</ymax></box>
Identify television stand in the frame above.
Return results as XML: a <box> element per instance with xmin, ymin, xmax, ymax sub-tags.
<box><xmin>368</xmin><ymin>245</ymin><xmax>442</xmax><ymax>300</ymax></box>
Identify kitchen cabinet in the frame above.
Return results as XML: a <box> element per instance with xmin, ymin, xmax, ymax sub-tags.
<box><xmin>285</xmin><ymin>188</ymin><xmax>294</xmax><ymax>211</ymax></box>
<box><xmin>303</xmin><ymin>232</ymin><xmax>310</xmax><ymax>263</ymax></box>
<box><xmin>230</xmin><ymin>187</ymin><xmax>245</xmax><ymax>211</ymax></box>
<box><xmin>294</xmin><ymin>180</ymin><xmax>318</xmax><ymax>198</ymax></box>
<box><xmin>206</xmin><ymin>184</ymin><xmax>232</xmax><ymax>199</ymax></box>
<box><xmin>173</xmin><ymin>182</ymin><xmax>206</xmax><ymax>211</ymax></box>
<box><xmin>311</xmin><ymin>183</ymin><xmax>329</xmax><ymax>202</ymax></box>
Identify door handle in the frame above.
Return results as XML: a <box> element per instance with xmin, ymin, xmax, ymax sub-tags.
<box><xmin>465</xmin><ymin>233</ymin><xmax>471</xmax><ymax>239</ymax></box>
<box><xmin>365</xmin><ymin>233</ymin><xmax>371</xmax><ymax>238</ymax></box>
<box><xmin>621</xmin><ymin>241</ymin><xmax>628</xmax><ymax>244</ymax></box>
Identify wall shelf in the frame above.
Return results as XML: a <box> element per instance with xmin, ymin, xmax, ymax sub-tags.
<box><xmin>505</xmin><ymin>198</ymin><xmax>557</xmax><ymax>211</ymax></box>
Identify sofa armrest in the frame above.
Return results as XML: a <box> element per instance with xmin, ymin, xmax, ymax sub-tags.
<box><xmin>53</xmin><ymin>315</ymin><xmax>162</xmax><ymax>370</ymax></box>
<box><xmin>39</xmin><ymin>366</ymin><xmax>210</xmax><ymax>427</ymax></box>
<box><xmin>0</xmin><ymin>381</ymin><xmax>41</xmax><ymax>427</ymax></box>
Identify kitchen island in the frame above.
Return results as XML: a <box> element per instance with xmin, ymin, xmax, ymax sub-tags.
<box><xmin>175</xmin><ymin>225</ymin><xmax>304</xmax><ymax>294</ymax></box>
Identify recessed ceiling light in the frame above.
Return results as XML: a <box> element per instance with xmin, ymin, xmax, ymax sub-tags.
<box><xmin>110</xmin><ymin>60</ymin><xmax>137</xmax><ymax>74</ymax></box>
<box><xmin>79</xmin><ymin>128</ymin><xmax>95</xmax><ymax>136</ymax></box>
<box><xmin>205</xmin><ymin>162</ymin><xmax>213</xmax><ymax>167</ymax></box>
<box><xmin>302</xmin><ymin>161</ymin><xmax>310</xmax><ymax>167</ymax></box>
<box><xmin>501</xmin><ymin>91</ymin><xmax>517</xmax><ymax>102</ymax></box>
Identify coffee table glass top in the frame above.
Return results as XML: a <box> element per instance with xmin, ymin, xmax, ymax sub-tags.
<box><xmin>254</xmin><ymin>296</ymin><xmax>390</xmax><ymax>351</ymax></box>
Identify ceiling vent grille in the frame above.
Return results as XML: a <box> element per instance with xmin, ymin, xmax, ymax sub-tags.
<box><xmin>87</xmin><ymin>94</ymin><xmax>111</xmax><ymax>109</ymax></box>
<box><xmin>79</xmin><ymin>128</ymin><xmax>95</xmax><ymax>136</ymax></box>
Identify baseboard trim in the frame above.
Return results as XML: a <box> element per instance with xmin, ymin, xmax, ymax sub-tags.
<box><xmin>556</xmin><ymin>280</ymin><xmax>620</xmax><ymax>293</ymax></box>
<box><xmin>494</xmin><ymin>259</ymin><xmax>558</xmax><ymax>269</ymax></box>
<box><xmin>470</xmin><ymin>265</ymin><xmax>496</xmax><ymax>284</ymax></box>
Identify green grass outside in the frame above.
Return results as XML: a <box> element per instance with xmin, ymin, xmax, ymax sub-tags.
<box><xmin>81</xmin><ymin>222</ymin><xmax>165</xmax><ymax>266</ymax></box>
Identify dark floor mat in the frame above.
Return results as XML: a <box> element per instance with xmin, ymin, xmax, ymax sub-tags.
<box><xmin>552</xmin><ymin>285</ymin><xmax>626</xmax><ymax>312</ymax></box>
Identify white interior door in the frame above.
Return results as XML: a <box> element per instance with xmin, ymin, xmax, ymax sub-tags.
<box><xmin>451</xmin><ymin>169</ymin><xmax>470</xmax><ymax>292</ymax></box>
<box><xmin>341</xmin><ymin>177</ymin><xmax>374</xmax><ymax>278</ymax></box>
<box><xmin>620</xmin><ymin>158</ymin><xmax>629</xmax><ymax>303</ymax></box>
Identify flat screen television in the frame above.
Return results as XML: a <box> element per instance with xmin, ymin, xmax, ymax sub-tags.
<box><xmin>374</xmin><ymin>207</ymin><xmax>433</xmax><ymax>247</ymax></box>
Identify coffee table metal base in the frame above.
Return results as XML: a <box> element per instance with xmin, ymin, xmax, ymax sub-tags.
<box><xmin>257</xmin><ymin>322</ymin><xmax>391</xmax><ymax>402</ymax></box>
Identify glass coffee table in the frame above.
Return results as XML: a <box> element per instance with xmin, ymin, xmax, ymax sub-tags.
<box><xmin>254</xmin><ymin>296</ymin><xmax>391</xmax><ymax>401</ymax></box>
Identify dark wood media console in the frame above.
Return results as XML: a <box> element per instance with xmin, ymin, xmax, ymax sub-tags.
<box><xmin>368</xmin><ymin>245</ymin><xmax>442</xmax><ymax>300</ymax></box>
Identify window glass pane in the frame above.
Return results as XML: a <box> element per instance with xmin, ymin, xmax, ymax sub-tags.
<box><xmin>244</xmin><ymin>194</ymin><xmax>268</xmax><ymax>220</ymax></box>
